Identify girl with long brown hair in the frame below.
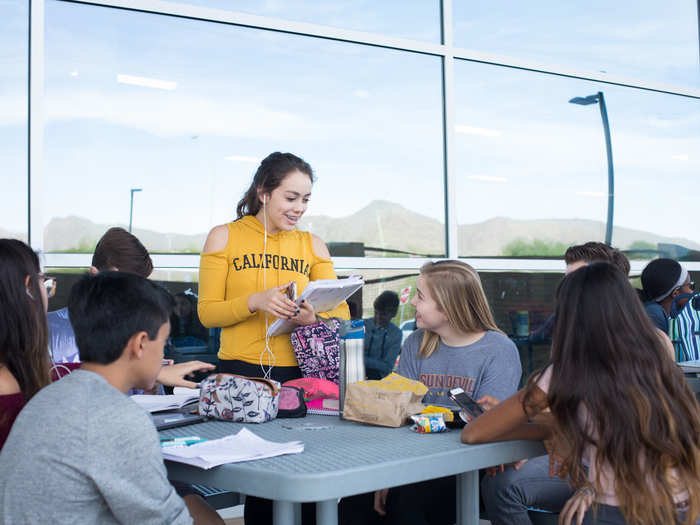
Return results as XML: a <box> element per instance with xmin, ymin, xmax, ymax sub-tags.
<box><xmin>464</xmin><ymin>262</ymin><xmax>700</xmax><ymax>525</ymax></box>
<box><xmin>0</xmin><ymin>239</ymin><xmax>52</xmax><ymax>450</ymax></box>
<box><xmin>358</xmin><ymin>260</ymin><xmax>521</xmax><ymax>525</ymax></box>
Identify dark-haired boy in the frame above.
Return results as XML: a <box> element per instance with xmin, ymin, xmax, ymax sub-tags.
<box><xmin>0</xmin><ymin>272</ymin><xmax>221</xmax><ymax>524</ymax></box>
<box><xmin>48</xmin><ymin>226</ymin><xmax>213</xmax><ymax>389</ymax></box>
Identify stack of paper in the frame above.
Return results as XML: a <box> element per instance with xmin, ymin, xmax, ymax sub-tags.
<box><xmin>131</xmin><ymin>390</ymin><xmax>200</xmax><ymax>413</ymax></box>
<box><xmin>161</xmin><ymin>428</ymin><xmax>304</xmax><ymax>469</ymax></box>
<box><xmin>268</xmin><ymin>275</ymin><xmax>364</xmax><ymax>336</ymax></box>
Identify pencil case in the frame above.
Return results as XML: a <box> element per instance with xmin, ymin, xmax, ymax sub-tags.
<box><xmin>277</xmin><ymin>385</ymin><xmax>307</xmax><ymax>418</ymax></box>
<box><xmin>198</xmin><ymin>373</ymin><xmax>280</xmax><ymax>423</ymax></box>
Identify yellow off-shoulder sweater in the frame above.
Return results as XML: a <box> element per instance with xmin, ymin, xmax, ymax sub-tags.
<box><xmin>197</xmin><ymin>215</ymin><xmax>349</xmax><ymax>366</ymax></box>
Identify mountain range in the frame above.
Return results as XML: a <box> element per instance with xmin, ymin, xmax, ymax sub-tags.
<box><xmin>4</xmin><ymin>200</ymin><xmax>698</xmax><ymax>255</ymax></box>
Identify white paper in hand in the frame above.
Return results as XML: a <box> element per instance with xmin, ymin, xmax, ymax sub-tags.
<box><xmin>267</xmin><ymin>275</ymin><xmax>363</xmax><ymax>336</ymax></box>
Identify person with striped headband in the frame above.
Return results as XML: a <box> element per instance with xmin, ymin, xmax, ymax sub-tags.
<box><xmin>641</xmin><ymin>258</ymin><xmax>695</xmax><ymax>333</ymax></box>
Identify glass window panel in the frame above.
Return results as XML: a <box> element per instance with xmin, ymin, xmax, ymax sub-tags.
<box><xmin>480</xmin><ymin>270</ymin><xmax>559</xmax><ymax>377</ymax></box>
<box><xmin>454</xmin><ymin>60</ymin><xmax>700</xmax><ymax>258</ymax></box>
<box><xmin>603</xmin><ymin>88</ymin><xmax>700</xmax><ymax>261</ymax></box>
<box><xmin>453</xmin><ymin>0</ymin><xmax>700</xmax><ymax>89</ymax></box>
<box><xmin>0</xmin><ymin>0</ymin><xmax>28</xmax><ymax>241</ymax></box>
<box><xmin>47</xmin><ymin>268</ymin><xmax>218</xmax><ymax>358</ymax></box>
<box><xmin>340</xmin><ymin>268</ymin><xmax>562</xmax><ymax>379</ymax></box>
<box><xmin>162</xmin><ymin>0</ymin><xmax>441</xmax><ymax>43</ymax></box>
<box><xmin>45</xmin><ymin>1</ymin><xmax>445</xmax><ymax>257</ymax></box>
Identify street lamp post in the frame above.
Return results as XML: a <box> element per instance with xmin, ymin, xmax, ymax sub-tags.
<box><xmin>129</xmin><ymin>188</ymin><xmax>142</xmax><ymax>233</ymax></box>
<box><xmin>569</xmin><ymin>91</ymin><xmax>614</xmax><ymax>246</ymax></box>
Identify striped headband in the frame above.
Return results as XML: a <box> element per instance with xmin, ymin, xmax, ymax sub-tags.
<box><xmin>653</xmin><ymin>266</ymin><xmax>689</xmax><ymax>302</ymax></box>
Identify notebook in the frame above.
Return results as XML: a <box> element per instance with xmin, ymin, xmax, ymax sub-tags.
<box><xmin>131</xmin><ymin>389</ymin><xmax>201</xmax><ymax>413</ymax></box>
<box><xmin>306</xmin><ymin>398</ymin><xmax>340</xmax><ymax>416</ymax></box>
<box><xmin>267</xmin><ymin>275</ymin><xmax>364</xmax><ymax>337</ymax></box>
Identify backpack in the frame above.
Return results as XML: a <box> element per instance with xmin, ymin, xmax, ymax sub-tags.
<box><xmin>669</xmin><ymin>293</ymin><xmax>700</xmax><ymax>362</ymax></box>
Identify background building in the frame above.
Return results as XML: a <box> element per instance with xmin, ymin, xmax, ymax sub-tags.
<box><xmin>2</xmin><ymin>0</ymin><xmax>699</xmax><ymax>365</ymax></box>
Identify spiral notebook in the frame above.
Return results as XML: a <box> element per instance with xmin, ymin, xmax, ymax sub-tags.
<box><xmin>306</xmin><ymin>398</ymin><xmax>340</xmax><ymax>416</ymax></box>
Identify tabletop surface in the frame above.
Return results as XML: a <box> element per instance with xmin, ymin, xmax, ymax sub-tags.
<box><xmin>162</xmin><ymin>415</ymin><xmax>546</xmax><ymax>502</ymax></box>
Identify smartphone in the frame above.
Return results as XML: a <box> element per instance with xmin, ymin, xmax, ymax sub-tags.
<box><xmin>448</xmin><ymin>388</ymin><xmax>484</xmax><ymax>420</ymax></box>
<box><xmin>285</xmin><ymin>282</ymin><xmax>297</xmax><ymax>302</ymax></box>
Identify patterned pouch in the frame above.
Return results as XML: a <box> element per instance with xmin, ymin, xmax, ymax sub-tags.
<box><xmin>198</xmin><ymin>374</ymin><xmax>280</xmax><ymax>423</ymax></box>
<box><xmin>290</xmin><ymin>319</ymin><xmax>341</xmax><ymax>384</ymax></box>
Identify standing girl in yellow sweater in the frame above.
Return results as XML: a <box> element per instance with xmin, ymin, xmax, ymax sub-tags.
<box><xmin>197</xmin><ymin>151</ymin><xmax>349</xmax><ymax>383</ymax></box>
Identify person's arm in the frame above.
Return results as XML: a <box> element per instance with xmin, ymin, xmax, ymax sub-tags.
<box><xmin>309</xmin><ymin>234</ymin><xmax>350</xmax><ymax>320</ymax></box>
<box><xmin>656</xmin><ymin>328</ymin><xmax>675</xmax><ymax>359</ymax></box>
<box><xmin>156</xmin><ymin>361</ymin><xmax>215</xmax><ymax>388</ymax></box>
<box><xmin>197</xmin><ymin>225</ymin><xmax>252</xmax><ymax>328</ymax></box>
<box><xmin>198</xmin><ymin>225</ymin><xmax>298</xmax><ymax>327</ymax></box>
<box><xmin>462</xmin><ymin>387</ymin><xmax>550</xmax><ymax>444</ymax></box>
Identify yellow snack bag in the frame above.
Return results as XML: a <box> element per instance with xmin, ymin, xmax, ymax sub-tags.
<box><xmin>421</xmin><ymin>405</ymin><xmax>454</xmax><ymax>422</ymax></box>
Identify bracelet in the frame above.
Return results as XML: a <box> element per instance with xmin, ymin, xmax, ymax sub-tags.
<box><xmin>577</xmin><ymin>486</ymin><xmax>595</xmax><ymax>498</ymax></box>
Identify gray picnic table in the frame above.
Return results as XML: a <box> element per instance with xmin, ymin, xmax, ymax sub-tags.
<box><xmin>162</xmin><ymin>415</ymin><xmax>546</xmax><ymax>525</ymax></box>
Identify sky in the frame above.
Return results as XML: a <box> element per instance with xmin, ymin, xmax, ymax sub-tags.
<box><xmin>1</xmin><ymin>0</ymin><xmax>699</xmax><ymax>253</ymax></box>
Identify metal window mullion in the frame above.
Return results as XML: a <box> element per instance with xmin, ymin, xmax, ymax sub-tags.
<box><xmin>451</xmin><ymin>48</ymin><xmax>700</xmax><ymax>100</ymax></box>
<box><xmin>59</xmin><ymin>0</ymin><xmax>700</xmax><ymax>99</ymax></box>
<box><xmin>28</xmin><ymin>0</ymin><xmax>45</xmax><ymax>250</ymax></box>
<box><xmin>441</xmin><ymin>0</ymin><xmax>458</xmax><ymax>259</ymax></box>
<box><xmin>43</xmin><ymin>253</ymin><xmax>700</xmax><ymax>273</ymax></box>
<box><xmin>59</xmin><ymin>0</ymin><xmax>445</xmax><ymax>57</ymax></box>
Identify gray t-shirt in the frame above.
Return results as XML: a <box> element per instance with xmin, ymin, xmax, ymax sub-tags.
<box><xmin>0</xmin><ymin>370</ymin><xmax>192</xmax><ymax>525</ymax></box>
<box><xmin>397</xmin><ymin>329</ymin><xmax>521</xmax><ymax>407</ymax></box>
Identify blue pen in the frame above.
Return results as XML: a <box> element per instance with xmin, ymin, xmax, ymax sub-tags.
<box><xmin>160</xmin><ymin>436</ymin><xmax>207</xmax><ymax>447</ymax></box>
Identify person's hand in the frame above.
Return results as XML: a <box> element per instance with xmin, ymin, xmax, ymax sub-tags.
<box><xmin>544</xmin><ymin>437</ymin><xmax>570</xmax><ymax>479</ymax></box>
<box><xmin>290</xmin><ymin>299</ymin><xmax>316</xmax><ymax>326</ymax></box>
<box><xmin>485</xmin><ymin>459</ymin><xmax>528</xmax><ymax>477</ymax></box>
<box><xmin>156</xmin><ymin>361</ymin><xmax>215</xmax><ymax>388</ymax></box>
<box><xmin>248</xmin><ymin>282</ymin><xmax>299</xmax><ymax>320</ymax></box>
<box><xmin>559</xmin><ymin>487</ymin><xmax>594</xmax><ymax>525</ymax></box>
<box><xmin>373</xmin><ymin>488</ymin><xmax>390</xmax><ymax>516</ymax></box>
<box><xmin>476</xmin><ymin>394</ymin><xmax>500</xmax><ymax>411</ymax></box>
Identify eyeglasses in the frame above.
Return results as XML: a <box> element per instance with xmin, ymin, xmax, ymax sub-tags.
<box><xmin>42</xmin><ymin>275</ymin><xmax>57</xmax><ymax>298</ymax></box>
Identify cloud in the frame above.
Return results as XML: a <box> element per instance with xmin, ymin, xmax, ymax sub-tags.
<box><xmin>45</xmin><ymin>88</ymin><xmax>308</xmax><ymax>139</ymax></box>
<box><xmin>116</xmin><ymin>74</ymin><xmax>177</xmax><ymax>91</ymax></box>
<box><xmin>575</xmin><ymin>191</ymin><xmax>606</xmax><ymax>198</ymax></box>
<box><xmin>455</xmin><ymin>124</ymin><xmax>502</xmax><ymax>137</ymax></box>
<box><xmin>224</xmin><ymin>155</ymin><xmax>260</xmax><ymax>163</ymax></box>
<box><xmin>353</xmin><ymin>89</ymin><xmax>369</xmax><ymax>98</ymax></box>
<box><xmin>0</xmin><ymin>92</ymin><xmax>26</xmax><ymax>127</ymax></box>
<box><xmin>466</xmin><ymin>174</ymin><xmax>508</xmax><ymax>183</ymax></box>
